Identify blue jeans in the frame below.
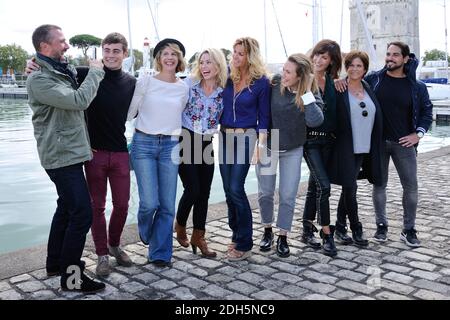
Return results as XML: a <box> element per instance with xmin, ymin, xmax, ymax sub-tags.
<box><xmin>219</xmin><ymin>131</ymin><xmax>257</xmax><ymax>252</ymax></box>
<box><xmin>372</xmin><ymin>140</ymin><xmax>418</xmax><ymax>230</ymax></box>
<box><xmin>256</xmin><ymin>146</ymin><xmax>303</xmax><ymax>232</ymax></box>
<box><xmin>302</xmin><ymin>136</ymin><xmax>334</xmax><ymax>226</ymax></box>
<box><xmin>45</xmin><ymin>163</ymin><xmax>92</xmax><ymax>273</ymax></box>
<box><xmin>130</xmin><ymin>131</ymin><xmax>180</xmax><ymax>262</ymax></box>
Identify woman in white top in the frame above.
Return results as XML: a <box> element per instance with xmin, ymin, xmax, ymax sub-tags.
<box><xmin>128</xmin><ymin>38</ymin><xmax>189</xmax><ymax>268</ymax></box>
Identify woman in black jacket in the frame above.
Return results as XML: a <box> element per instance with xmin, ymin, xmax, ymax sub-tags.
<box><xmin>328</xmin><ymin>50</ymin><xmax>384</xmax><ymax>247</ymax></box>
<box><xmin>302</xmin><ymin>39</ymin><xmax>342</xmax><ymax>256</ymax></box>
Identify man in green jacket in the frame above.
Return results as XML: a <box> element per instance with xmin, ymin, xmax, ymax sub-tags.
<box><xmin>27</xmin><ymin>24</ymin><xmax>105</xmax><ymax>294</ymax></box>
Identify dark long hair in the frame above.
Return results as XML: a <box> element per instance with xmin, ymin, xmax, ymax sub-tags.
<box><xmin>310</xmin><ymin>39</ymin><xmax>342</xmax><ymax>79</ymax></box>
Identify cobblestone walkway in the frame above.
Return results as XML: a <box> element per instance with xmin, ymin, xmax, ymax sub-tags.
<box><xmin>1</xmin><ymin>147</ymin><xmax>450</xmax><ymax>300</ymax></box>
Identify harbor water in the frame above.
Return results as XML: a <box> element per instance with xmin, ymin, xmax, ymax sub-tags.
<box><xmin>1</xmin><ymin>99</ymin><xmax>449</xmax><ymax>254</ymax></box>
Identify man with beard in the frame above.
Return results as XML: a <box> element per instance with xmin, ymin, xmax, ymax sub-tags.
<box><xmin>364</xmin><ymin>42</ymin><xmax>433</xmax><ymax>247</ymax></box>
<box><xmin>27</xmin><ymin>24</ymin><xmax>106</xmax><ymax>293</ymax></box>
<box><xmin>27</xmin><ymin>32</ymin><xmax>137</xmax><ymax>277</ymax></box>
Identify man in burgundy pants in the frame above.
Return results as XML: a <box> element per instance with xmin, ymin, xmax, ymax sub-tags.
<box><xmin>83</xmin><ymin>33</ymin><xmax>136</xmax><ymax>276</ymax></box>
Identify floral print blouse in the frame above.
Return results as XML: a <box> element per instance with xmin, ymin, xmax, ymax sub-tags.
<box><xmin>182</xmin><ymin>78</ymin><xmax>224</xmax><ymax>135</ymax></box>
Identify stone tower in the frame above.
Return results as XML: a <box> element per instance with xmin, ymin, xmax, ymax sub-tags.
<box><xmin>350</xmin><ymin>0</ymin><xmax>420</xmax><ymax>69</ymax></box>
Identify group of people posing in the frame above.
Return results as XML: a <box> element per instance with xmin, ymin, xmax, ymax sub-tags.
<box><xmin>26</xmin><ymin>24</ymin><xmax>433</xmax><ymax>294</ymax></box>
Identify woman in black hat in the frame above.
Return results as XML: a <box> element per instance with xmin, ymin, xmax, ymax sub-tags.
<box><xmin>128</xmin><ymin>38</ymin><xmax>189</xmax><ymax>268</ymax></box>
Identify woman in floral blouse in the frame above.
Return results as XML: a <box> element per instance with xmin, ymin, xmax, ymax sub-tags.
<box><xmin>175</xmin><ymin>48</ymin><xmax>228</xmax><ymax>257</ymax></box>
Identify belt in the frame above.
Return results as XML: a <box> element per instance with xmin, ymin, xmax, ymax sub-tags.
<box><xmin>135</xmin><ymin>129</ymin><xmax>171</xmax><ymax>137</ymax></box>
<box><xmin>307</xmin><ymin>131</ymin><xmax>335</xmax><ymax>138</ymax></box>
<box><xmin>220</xmin><ymin>126</ymin><xmax>249</xmax><ymax>134</ymax></box>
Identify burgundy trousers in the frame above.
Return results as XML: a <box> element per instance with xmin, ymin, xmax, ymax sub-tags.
<box><xmin>85</xmin><ymin>150</ymin><xmax>130</xmax><ymax>256</ymax></box>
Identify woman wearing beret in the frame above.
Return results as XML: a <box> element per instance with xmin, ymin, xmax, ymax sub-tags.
<box><xmin>128</xmin><ymin>38</ymin><xmax>189</xmax><ymax>267</ymax></box>
<box><xmin>219</xmin><ymin>37</ymin><xmax>271</xmax><ymax>261</ymax></box>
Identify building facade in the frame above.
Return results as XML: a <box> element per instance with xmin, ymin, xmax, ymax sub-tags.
<box><xmin>350</xmin><ymin>0</ymin><xmax>420</xmax><ymax>70</ymax></box>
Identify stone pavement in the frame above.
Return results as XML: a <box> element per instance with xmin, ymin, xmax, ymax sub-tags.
<box><xmin>1</xmin><ymin>146</ymin><xmax>450</xmax><ymax>301</ymax></box>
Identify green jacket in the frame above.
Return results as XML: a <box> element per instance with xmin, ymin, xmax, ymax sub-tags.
<box><xmin>27</xmin><ymin>56</ymin><xmax>105</xmax><ymax>169</ymax></box>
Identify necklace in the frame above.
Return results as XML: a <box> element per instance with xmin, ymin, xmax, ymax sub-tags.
<box><xmin>232</xmin><ymin>89</ymin><xmax>244</xmax><ymax>122</ymax></box>
<box><xmin>349</xmin><ymin>85</ymin><xmax>364</xmax><ymax>99</ymax></box>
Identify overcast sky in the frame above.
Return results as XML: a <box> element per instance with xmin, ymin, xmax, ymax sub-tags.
<box><xmin>0</xmin><ymin>0</ymin><xmax>448</xmax><ymax>63</ymax></box>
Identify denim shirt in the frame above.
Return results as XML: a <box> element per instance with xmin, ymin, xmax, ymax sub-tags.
<box><xmin>220</xmin><ymin>76</ymin><xmax>271</xmax><ymax>131</ymax></box>
<box><xmin>182</xmin><ymin>78</ymin><xmax>224</xmax><ymax>135</ymax></box>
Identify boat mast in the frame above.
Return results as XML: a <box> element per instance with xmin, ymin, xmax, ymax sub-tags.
<box><xmin>340</xmin><ymin>0</ymin><xmax>344</xmax><ymax>47</ymax></box>
<box><xmin>444</xmin><ymin>0</ymin><xmax>449</xmax><ymax>81</ymax></box>
<box><xmin>127</xmin><ymin>0</ymin><xmax>134</xmax><ymax>75</ymax></box>
<box><xmin>298</xmin><ymin>0</ymin><xmax>320</xmax><ymax>47</ymax></box>
<box><xmin>147</xmin><ymin>0</ymin><xmax>161</xmax><ymax>42</ymax></box>
<box><xmin>264</xmin><ymin>0</ymin><xmax>268</xmax><ymax>62</ymax></box>
<box><xmin>312</xmin><ymin>0</ymin><xmax>319</xmax><ymax>46</ymax></box>
<box><xmin>271</xmin><ymin>0</ymin><xmax>288</xmax><ymax>58</ymax></box>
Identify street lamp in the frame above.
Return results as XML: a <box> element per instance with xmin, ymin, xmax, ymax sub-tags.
<box><xmin>8</xmin><ymin>55</ymin><xmax>13</xmax><ymax>81</ymax></box>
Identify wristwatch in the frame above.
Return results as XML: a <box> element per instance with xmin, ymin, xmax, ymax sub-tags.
<box><xmin>416</xmin><ymin>131</ymin><xmax>424</xmax><ymax>139</ymax></box>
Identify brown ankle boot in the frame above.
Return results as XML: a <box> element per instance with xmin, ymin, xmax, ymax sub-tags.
<box><xmin>191</xmin><ymin>229</ymin><xmax>217</xmax><ymax>258</ymax></box>
<box><xmin>174</xmin><ymin>221</ymin><xmax>190</xmax><ymax>248</ymax></box>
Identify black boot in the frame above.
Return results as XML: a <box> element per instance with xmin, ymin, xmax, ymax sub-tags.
<box><xmin>259</xmin><ymin>227</ymin><xmax>274</xmax><ymax>252</ymax></box>
<box><xmin>320</xmin><ymin>226</ymin><xmax>337</xmax><ymax>257</ymax></box>
<box><xmin>61</xmin><ymin>265</ymin><xmax>105</xmax><ymax>294</ymax></box>
<box><xmin>335</xmin><ymin>221</ymin><xmax>353</xmax><ymax>245</ymax></box>
<box><xmin>276</xmin><ymin>235</ymin><xmax>290</xmax><ymax>258</ymax></box>
<box><xmin>301</xmin><ymin>221</ymin><xmax>321</xmax><ymax>249</ymax></box>
<box><xmin>351</xmin><ymin>222</ymin><xmax>369</xmax><ymax>247</ymax></box>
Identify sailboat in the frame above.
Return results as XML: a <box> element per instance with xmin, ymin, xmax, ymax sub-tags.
<box><xmin>122</xmin><ymin>0</ymin><xmax>160</xmax><ymax>77</ymax></box>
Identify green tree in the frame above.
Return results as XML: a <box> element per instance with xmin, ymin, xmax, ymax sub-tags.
<box><xmin>188</xmin><ymin>49</ymin><xmax>232</xmax><ymax>68</ymax></box>
<box><xmin>131</xmin><ymin>49</ymin><xmax>143</xmax><ymax>71</ymax></box>
<box><xmin>423</xmin><ymin>49</ymin><xmax>450</xmax><ymax>64</ymax></box>
<box><xmin>221</xmin><ymin>48</ymin><xmax>232</xmax><ymax>64</ymax></box>
<box><xmin>69</xmin><ymin>34</ymin><xmax>102</xmax><ymax>61</ymax></box>
<box><xmin>0</xmin><ymin>44</ymin><xmax>29</xmax><ymax>73</ymax></box>
<box><xmin>189</xmin><ymin>52</ymin><xmax>199</xmax><ymax>65</ymax></box>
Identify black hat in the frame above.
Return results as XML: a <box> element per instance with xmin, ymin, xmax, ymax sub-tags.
<box><xmin>153</xmin><ymin>38</ymin><xmax>186</xmax><ymax>58</ymax></box>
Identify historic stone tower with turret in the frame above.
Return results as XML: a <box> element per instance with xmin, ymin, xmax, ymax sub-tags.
<box><xmin>350</xmin><ymin>0</ymin><xmax>419</xmax><ymax>69</ymax></box>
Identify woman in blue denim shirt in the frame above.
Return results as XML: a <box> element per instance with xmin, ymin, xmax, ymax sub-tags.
<box><xmin>219</xmin><ymin>37</ymin><xmax>271</xmax><ymax>261</ymax></box>
<box><xmin>175</xmin><ymin>48</ymin><xmax>228</xmax><ymax>258</ymax></box>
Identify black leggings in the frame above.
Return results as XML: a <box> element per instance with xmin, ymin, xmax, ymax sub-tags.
<box><xmin>336</xmin><ymin>154</ymin><xmax>364</xmax><ymax>230</ymax></box>
<box><xmin>176</xmin><ymin>129</ymin><xmax>214</xmax><ymax>230</ymax></box>
<box><xmin>302</xmin><ymin>137</ymin><xmax>334</xmax><ymax>226</ymax></box>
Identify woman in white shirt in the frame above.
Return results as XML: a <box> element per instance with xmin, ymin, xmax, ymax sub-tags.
<box><xmin>128</xmin><ymin>38</ymin><xmax>189</xmax><ymax>268</ymax></box>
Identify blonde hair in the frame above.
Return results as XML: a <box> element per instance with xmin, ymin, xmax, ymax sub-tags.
<box><xmin>153</xmin><ymin>43</ymin><xmax>186</xmax><ymax>73</ymax></box>
<box><xmin>191</xmin><ymin>48</ymin><xmax>228</xmax><ymax>88</ymax></box>
<box><xmin>280</xmin><ymin>53</ymin><xmax>318</xmax><ymax>111</ymax></box>
<box><xmin>230</xmin><ymin>37</ymin><xmax>267</xmax><ymax>87</ymax></box>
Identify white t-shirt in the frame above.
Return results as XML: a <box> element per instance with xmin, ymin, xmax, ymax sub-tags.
<box><xmin>127</xmin><ymin>75</ymin><xmax>189</xmax><ymax>136</ymax></box>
